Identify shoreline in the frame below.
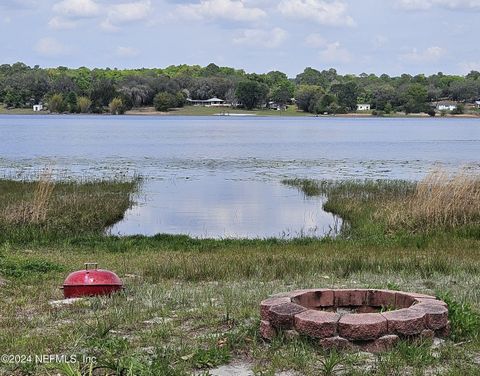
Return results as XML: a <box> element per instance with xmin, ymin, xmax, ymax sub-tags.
<box><xmin>1</xmin><ymin>107</ymin><xmax>479</xmax><ymax>119</ymax></box>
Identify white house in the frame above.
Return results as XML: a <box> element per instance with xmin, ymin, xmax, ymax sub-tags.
<box><xmin>268</xmin><ymin>101</ymin><xmax>287</xmax><ymax>111</ymax></box>
<box><xmin>186</xmin><ymin>97</ymin><xmax>228</xmax><ymax>107</ymax></box>
<box><xmin>475</xmin><ymin>101</ymin><xmax>480</xmax><ymax>108</ymax></box>
<box><xmin>33</xmin><ymin>104</ymin><xmax>43</xmax><ymax>112</ymax></box>
<box><xmin>356</xmin><ymin>104</ymin><xmax>371</xmax><ymax>111</ymax></box>
<box><xmin>436</xmin><ymin>101</ymin><xmax>457</xmax><ymax>111</ymax></box>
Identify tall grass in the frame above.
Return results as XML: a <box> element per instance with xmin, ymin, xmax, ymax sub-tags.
<box><xmin>0</xmin><ymin>176</ymin><xmax>138</xmax><ymax>242</ymax></box>
<box><xmin>384</xmin><ymin>170</ymin><xmax>480</xmax><ymax>233</ymax></box>
<box><xmin>3</xmin><ymin>168</ymin><xmax>55</xmax><ymax>225</ymax></box>
<box><xmin>284</xmin><ymin>170</ymin><xmax>480</xmax><ymax>237</ymax></box>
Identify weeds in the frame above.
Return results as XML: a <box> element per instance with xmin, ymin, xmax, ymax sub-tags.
<box><xmin>0</xmin><ymin>177</ymin><xmax>138</xmax><ymax>242</ymax></box>
<box><xmin>384</xmin><ymin>170</ymin><xmax>480</xmax><ymax>233</ymax></box>
<box><xmin>438</xmin><ymin>292</ymin><xmax>480</xmax><ymax>341</ymax></box>
<box><xmin>284</xmin><ymin>170</ymin><xmax>480</xmax><ymax>238</ymax></box>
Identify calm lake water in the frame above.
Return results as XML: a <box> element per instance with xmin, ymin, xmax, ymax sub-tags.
<box><xmin>1</xmin><ymin>115</ymin><xmax>479</xmax><ymax>238</ymax></box>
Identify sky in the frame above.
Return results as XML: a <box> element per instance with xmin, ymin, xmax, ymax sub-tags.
<box><xmin>0</xmin><ymin>0</ymin><xmax>479</xmax><ymax>77</ymax></box>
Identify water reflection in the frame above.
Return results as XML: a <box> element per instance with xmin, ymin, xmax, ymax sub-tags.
<box><xmin>109</xmin><ymin>177</ymin><xmax>340</xmax><ymax>238</ymax></box>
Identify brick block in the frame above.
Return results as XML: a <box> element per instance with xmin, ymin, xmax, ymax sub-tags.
<box><xmin>339</xmin><ymin>313</ymin><xmax>387</xmax><ymax>340</ymax></box>
<box><xmin>269</xmin><ymin>302</ymin><xmax>307</xmax><ymax>330</ymax></box>
<box><xmin>294</xmin><ymin>310</ymin><xmax>339</xmax><ymax>338</ymax></box>
<box><xmin>382</xmin><ymin>308</ymin><xmax>426</xmax><ymax>336</ymax></box>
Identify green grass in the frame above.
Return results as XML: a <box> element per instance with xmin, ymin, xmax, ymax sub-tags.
<box><xmin>145</xmin><ymin>105</ymin><xmax>313</xmax><ymax>117</ymax></box>
<box><xmin>0</xmin><ymin>178</ymin><xmax>138</xmax><ymax>243</ymax></box>
<box><xmin>0</xmin><ymin>178</ymin><xmax>479</xmax><ymax>375</ymax></box>
<box><xmin>0</xmin><ymin>106</ymin><xmax>37</xmax><ymax>115</ymax></box>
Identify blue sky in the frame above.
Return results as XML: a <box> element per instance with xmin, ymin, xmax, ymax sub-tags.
<box><xmin>1</xmin><ymin>0</ymin><xmax>479</xmax><ymax>77</ymax></box>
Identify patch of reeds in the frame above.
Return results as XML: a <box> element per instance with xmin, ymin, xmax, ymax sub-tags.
<box><xmin>284</xmin><ymin>171</ymin><xmax>480</xmax><ymax>236</ymax></box>
<box><xmin>382</xmin><ymin>170</ymin><xmax>480</xmax><ymax>233</ymax></box>
<box><xmin>0</xmin><ymin>175</ymin><xmax>138</xmax><ymax>242</ymax></box>
<box><xmin>3</xmin><ymin>168</ymin><xmax>55</xmax><ymax>225</ymax></box>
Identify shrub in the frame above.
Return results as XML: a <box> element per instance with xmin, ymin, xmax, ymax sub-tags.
<box><xmin>109</xmin><ymin>97</ymin><xmax>125</xmax><ymax>115</ymax></box>
<box><xmin>153</xmin><ymin>92</ymin><xmax>178</xmax><ymax>112</ymax></box>
<box><xmin>451</xmin><ymin>103</ymin><xmax>465</xmax><ymax>115</ymax></box>
<box><xmin>384</xmin><ymin>102</ymin><xmax>393</xmax><ymax>114</ymax></box>
<box><xmin>48</xmin><ymin>93</ymin><xmax>64</xmax><ymax>113</ymax></box>
<box><xmin>78</xmin><ymin>96</ymin><xmax>92</xmax><ymax>113</ymax></box>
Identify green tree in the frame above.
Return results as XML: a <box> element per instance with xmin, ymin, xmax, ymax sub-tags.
<box><xmin>313</xmin><ymin>93</ymin><xmax>338</xmax><ymax>114</ymax></box>
<box><xmin>295</xmin><ymin>67</ymin><xmax>323</xmax><ymax>86</ymax></box>
<box><xmin>108</xmin><ymin>97</ymin><xmax>125</xmax><ymax>115</ymax></box>
<box><xmin>265</xmin><ymin>71</ymin><xmax>290</xmax><ymax>87</ymax></box>
<box><xmin>402</xmin><ymin>84</ymin><xmax>428</xmax><ymax>114</ymax></box>
<box><xmin>384</xmin><ymin>102</ymin><xmax>393</xmax><ymax>114</ymax></box>
<box><xmin>451</xmin><ymin>103</ymin><xmax>465</xmax><ymax>115</ymax></box>
<box><xmin>294</xmin><ymin>85</ymin><xmax>323</xmax><ymax>112</ymax></box>
<box><xmin>370</xmin><ymin>85</ymin><xmax>395</xmax><ymax>110</ymax></box>
<box><xmin>3</xmin><ymin>89</ymin><xmax>22</xmax><ymax>107</ymax></box>
<box><xmin>270</xmin><ymin>81</ymin><xmax>294</xmax><ymax>107</ymax></box>
<box><xmin>48</xmin><ymin>93</ymin><xmax>64</xmax><ymax>113</ymax></box>
<box><xmin>330</xmin><ymin>81</ymin><xmax>359</xmax><ymax>111</ymax></box>
<box><xmin>153</xmin><ymin>92</ymin><xmax>178</xmax><ymax>111</ymax></box>
<box><xmin>175</xmin><ymin>92</ymin><xmax>187</xmax><ymax>108</ymax></box>
<box><xmin>65</xmin><ymin>91</ymin><xmax>78</xmax><ymax>113</ymax></box>
<box><xmin>235</xmin><ymin>80</ymin><xmax>269</xmax><ymax>110</ymax></box>
<box><xmin>77</xmin><ymin>96</ymin><xmax>92</xmax><ymax>113</ymax></box>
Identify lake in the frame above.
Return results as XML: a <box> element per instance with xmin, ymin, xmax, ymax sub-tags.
<box><xmin>1</xmin><ymin>115</ymin><xmax>479</xmax><ymax>238</ymax></box>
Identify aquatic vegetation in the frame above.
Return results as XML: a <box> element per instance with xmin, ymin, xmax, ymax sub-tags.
<box><xmin>0</xmin><ymin>176</ymin><xmax>139</xmax><ymax>242</ymax></box>
<box><xmin>284</xmin><ymin>170</ymin><xmax>480</xmax><ymax>238</ymax></box>
<box><xmin>384</xmin><ymin>170</ymin><xmax>480</xmax><ymax>233</ymax></box>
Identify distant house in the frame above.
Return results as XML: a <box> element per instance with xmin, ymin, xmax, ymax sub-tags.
<box><xmin>356</xmin><ymin>104</ymin><xmax>371</xmax><ymax>111</ymax></box>
<box><xmin>268</xmin><ymin>101</ymin><xmax>287</xmax><ymax>111</ymax></box>
<box><xmin>187</xmin><ymin>97</ymin><xmax>228</xmax><ymax>107</ymax></box>
<box><xmin>436</xmin><ymin>101</ymin><xmax>457</xmax><ymax>111</ymax></box>
<box><xmin>33</xmin><ymin>104</ymin><xmax>43</xmax><ymax>112</ymax></box>
<box><xmin>475</xmin><ymin>101</ymin><xmax>480</xmax><ymax>108</ymax></box>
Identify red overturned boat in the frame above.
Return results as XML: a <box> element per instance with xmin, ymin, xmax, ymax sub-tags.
<box><xmin>62</xmin><ymin>263</ymin><xmax>124</xmax><ymax>298</ymax></box>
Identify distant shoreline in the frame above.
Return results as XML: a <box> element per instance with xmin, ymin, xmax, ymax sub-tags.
<box><xmin>1</xmin><ymin>106</ymin><xmax>479</xmax><ymax>119</ymax></box>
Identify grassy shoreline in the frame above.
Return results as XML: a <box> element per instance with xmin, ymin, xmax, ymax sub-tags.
<box><xmin>0</xmin><ymin>176</ymin><xmax>479</xmax><ymax>375</ymax></box>
<box><xmin>2</xmin><ymin>105</ymin><xmax>480</xmax><ymax>118</ymax></box>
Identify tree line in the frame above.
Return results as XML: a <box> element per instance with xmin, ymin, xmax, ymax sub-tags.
<box><xmin>1</xmin><ymin>62</ymin><xmax>480</xmax><ymax>115</ymax></box>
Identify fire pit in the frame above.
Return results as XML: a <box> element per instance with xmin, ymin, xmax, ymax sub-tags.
<box><xmin>260</xmin><ymin>289</ymin><xmax>449</xmax><ymax>352</ymax></box>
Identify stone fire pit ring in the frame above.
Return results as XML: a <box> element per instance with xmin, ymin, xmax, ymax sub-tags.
<box><xmin>260</xmin><ymin>289</ymin><xmax>449</xmax><ymax>352</ymax></box>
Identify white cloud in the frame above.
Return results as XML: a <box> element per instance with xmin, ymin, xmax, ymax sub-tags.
<box><xmin>395</xmin><ymin>0</ymin><xmax>480</xmax><ymax>10</ymax></box>
<box><xmin>52</xmin><ymin>0</ymin><xmax>100</xmax><ymax>18</ymax></box>
<box><xmin>175</xmin><ymin>0</ymin><xmax>266</xmax><ymax>22</ymax></box>
<box><xmin>48</xmin><ymin>16</ymin><xmax>78</xmax><ymax>29</ymax></box>
<box><xmin>278</xmin><ymin>0</ymin><xmax>355</xmax><ymax>26</ymax></box>
<box><xmin>116</xmin><ymin>46</ymin><xmax>140</xmax><ymax>57</ymax></box>
<box><xmin>34</xmin><ymin>37</ymin><xmax>67</xmax><ymax>57</ymax></box>
<box><xmin>319</xmin><ymin>41</ymin><xmax>351</xmax><ymax>63</ymax></box>
<box><xmin>233</xmin><ymin>27</ymin><xmax>287</xmax><ymax>48</ymax></box>
<box><xmin>400</xmin><ymin>46</ymin><xmax>446</xmax><ymax>63</ymax></box>
<box><xmin>458</xmin><ymin>62</ymin><xmax>480</xmax><ymax>73</ymax></box>
<box><xmin>304</xmin><ymin>33</ymin><xmax>327</xmax><ymax>48</ymax></box>
<box><xmin>101</xmin><ymin>1</ymin><xmax>152</xmax><ymax>31</ymax></box>
<box><xmin>51</xmin><ymin>0</ymin><xmax>151</xmax><ymax>31</ymax></box>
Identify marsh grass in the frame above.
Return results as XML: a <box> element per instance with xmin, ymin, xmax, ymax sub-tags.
<box><xmin>384</xmin><ymin>170</ymin><xmax>480</xmax><ymax>233</ymax></box>
<box><xmin>284</xmin><ymin>170</ymin><xmax>480</xmax><ymax>237</ymax></box>
<box><xmin>0</xmin><ymin>177</ymin><xmax>138</xmax><ymax>242</ymax></box>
